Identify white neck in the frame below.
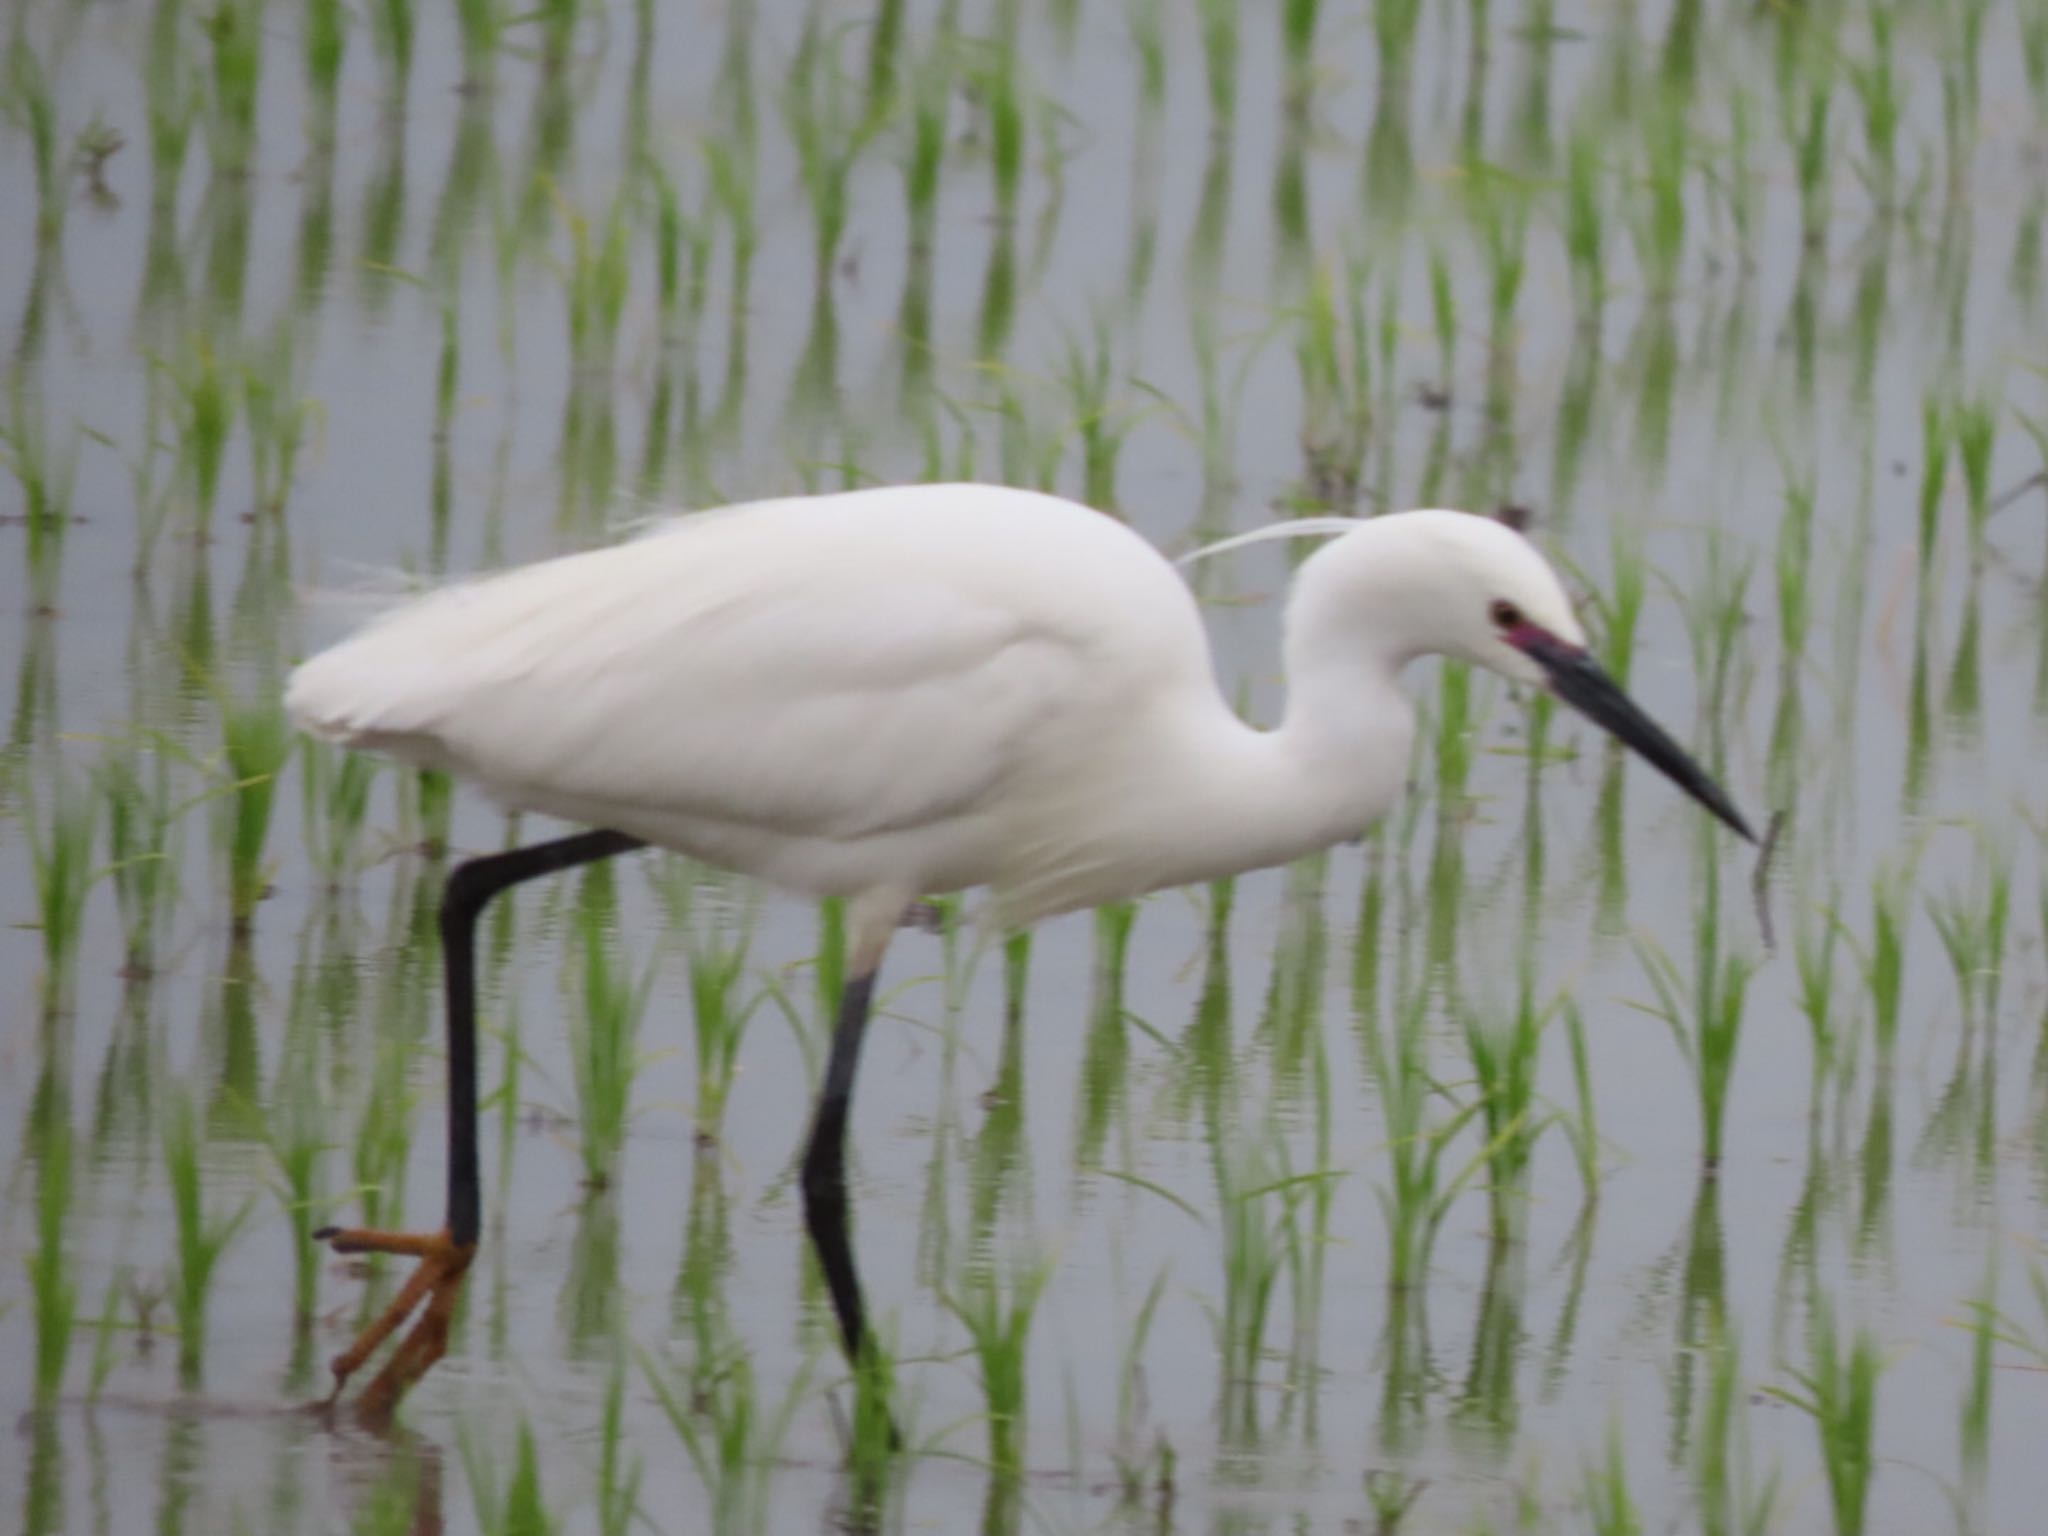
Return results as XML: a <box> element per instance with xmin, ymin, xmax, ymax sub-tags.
<box><xmin>1103</xmin><ymin>562</ymin><xmax>1421</xmax><ymax>895</ymax></box>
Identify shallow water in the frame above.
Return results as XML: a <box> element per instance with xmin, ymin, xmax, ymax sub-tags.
<box><xmin>4</xmin><ymin>1</ymin><xmax>2048</xmax><ymax>1532</ymax></box>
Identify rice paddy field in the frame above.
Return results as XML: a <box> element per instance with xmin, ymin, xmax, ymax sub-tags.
<box><xmin>4</xmin><ymin>0</ymin><xmax>2048</xmax><ymax>1530</ymax></box>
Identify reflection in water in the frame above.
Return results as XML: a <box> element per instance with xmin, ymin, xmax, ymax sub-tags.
<box><xmin>1074</xmin><ymin>902</ymin><xmax>1136</xmax><ymax>1174</ymax></box>
<box><xmin>1666</xmin><ymin>1173</ymin><xmax>1726</xmax><ymax>1466</ymax></box>
<box><xmin>966</xmin><ymin>934</ymin><xmax>1033</xmax><ymax>1270</ymax></box>
<box><xmin>9</xmin><ymin>0</ymin><xmax>2048</xmax><ymax>1529</ymax></box>
<box><xmin>1453</xmin><ymin>1228</ymin><xmax>1526</xmax><ymax>1456</ymax></box>
<box><xmin>560</xmin><ymin>1192</ymin><xmax>622</xmax><ymax>1354</ymax></box>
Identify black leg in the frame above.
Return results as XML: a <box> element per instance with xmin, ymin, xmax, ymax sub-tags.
<box><xmin>440</xmin><ymin>828</ymin><xmax>643</xmax><ymax>1244</ymax></box>
<box><xmin>801</xmin><ymin>969</ymin><xmax>880</xmax><ymax>1362</ymax></box>
<box><xmin>313</xmin><ymin>826</ymin><xmax>642</xmax><ymax>1418</ymax></box>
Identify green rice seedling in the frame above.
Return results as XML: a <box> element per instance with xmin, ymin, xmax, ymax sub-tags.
<box><xmin>400</xmin><ymin>766</ymin><xmax>452</xmax><ymax>856</ymax></box>
<box><xmin>268</xmin><ymin>974</ymin><xmax>327</xmax><ymax>1329</ymax></box>
<box><xmin>1968</xmin><ymin>1254</ymin><xmax>2048</xmax><ymax>1369</ymax></box>
<box><xmin>1262</xmin><ymin>856</ymin><xmax>1330</xmax><ymax>1098</ymax></box>
<box><xmin>218</xmin><ymin>689</ymin><xmax>292</xmax><ymax>934</ymax></box>
<box><xmin>1846</xmin><ymin>4</ymin><xmax>1900</xmax><ymax>213</ymax></box>
<box><xmin>683</xmin><ymin>893</ymin><xmax>764</xmax><ymax>1138</ymax></box>
<box><xmin>28</xmin><ymin>1111</ymin><xmax>76</xmax><ymax>1401</ymax></box>
<box><xmin>22</xmin><ymin>1409</ymin><xmax>62</xmax><ymax>1536</ymax></box>
<box><xmin>813</xmin><ymin>894</ymin><xmax>847</xmax><ymax>1051</ymax></box>
<box><xmin>29</xmin><ymin>774</ymin><xmax>98</xmax><ymax>1006</ymax></box>
<box><xmin>1766</xmin><ymin>1298</ymin><xmax>1883</xmax><ymax>1536</ymax></box>
<box><xmin>1198</xmin><ymin>0</ymin><xmax>1238</xmax><ymax>128</ymax></box>
<box><xmin>1953</xmin><ymin>391</ymin><xmax>1997</xmax><ymax>567</ymax></box>
<box><xmin>1373</xmin><ymin>0</ymin><xmax>1425</xmax><ymax>76</ymax></box>
<box><xmin>899</xmin><ymin>31</ymin><xmax>952</xmax><ymax>257</ymax></box>
<box><xmin>1458</xmin><ymin>982</ymin><xmax>1556</xmax><ymax>1239</ymax></box>
<box><xmin>161</xmin><ymin>1084</ymin><xmax>255</xmax><ymax>1383</ymax></box>
<box><xmin>1917</xmin><ymin>395</ymin><xmax>1952</xmax><ymax>582</ymax></box>
<box><xmin>532</xmin><ymin>0</ymin><xmax>580</xmax><ymax>71</ymax></box>
<box><xmin>1364</xmin><ymin>1468</ymin><xmax>1425</xmax><ymax>1530</ymax></box>
<box><xmin>1857</xmin><ymin>865</ymin><xmax>1909</xmax><ymax>1076</ymax></box>
<box><xmin>645</xmin><ymin>1340</ymin><xmax>819</xmax><ymax>1529</ymax></box>
<box><xmin>567</xmin><ymin>863</ymin><xmax>654</xmax><ymax>1187</ymax></box>
<box><xmin>1565</xmin><ymin>129</ymin><xmax>1607</xmax><ymax>318</ymax></box>
<box><xmin>145</xmin><ymin>0</ymin><xmax>197</xmax><ymax>204</ymax></box>
<box><xmin>1628</xmin><ymin>296</ymin><xmax>1681</xmax><ymax>470</ymax></box>
<box><xmin>1293</xmin><ymin>258</ymin><xmax>1374</xmax><ymax>509</ymax></box>
<box><xmin>597</xmin><ymin>1358</ymin><xmax>645</xmax><ymax>1536</ymax></box>
<box><xmin>644</xmin><ymin>163</ymin><xmax>690</xmax><ymax>339</ymax></box>
<box><xmin>267</xmin><ymin>1099</ymin><xmax>326</xmax><ymax>1334</ymax></box>
<box><xmin>1059</xmin><ymin>317</ymin><xmax>1140</xmax><ymax>512</ymax></box>
<box><xmin>1635</xmin><ymin>99</ymin><xmax>1689</xmax><ymax>299</ymax></box>
<box><xmin>349</xmin><ymin>1454</ymin><xmax>427</xmax><ymax>1536</ymax></box>
<box><xmin>454</xmin><ymin>0</ymin><xmax>497</xmax><ymax>81</ymax></box>
<box><xmin>964</xmin><ymin>942</ymin><xmax>1032</xmax><ymax>1256</ymax></box>
<box><xmin>2021</xmin><ymin>0</ymin><xmax>2048</xmax><ymax>107</ymax></box>
<box><xmin>1454</xmin><ymin>1219</ymin><xmax>1529</xmax><ymax>1448</ymax></box>
<box><xmin>1472</xmin><ymin>167</ymin><xmax>1530</xmax><ymax>343</ymax></box>
<box><xmin>1552</xmin><ymin>320</ymin><xmax>1603</xmax><ymax>508</ymax></box>
<box><xmin>201</xmin><ymin>0</ymin><xmax>264</xmax><ymax>172</ymax></box>
<box><xmin>242</xmin><ymin>326</ymin><xmax>317</xmax><ymax>522</ymax></box>
<box><xmin>1110</xmin><ymin>1267</ymin><xmax>1169</xmax><ymax>1501</ymax></box>
<box><xmin>85</xmin><ymin>1265</ymin><xmax>133</xmax><ymax>1400</ymax></box>
<box><xmin>1559</xmin><ymin>1001</ymin><xmax>1602</xmax><ymax>1204</ymax></box>
<box><xmin>1634</xmin><ymin>850</ymin><xmax>1758</xmax><ymax>1173</ymax></box>
<box><xmin>351</xmin><ymin>1028</ymin><xmax>416</xmax><ymax>1249</ymax></box>
<box><xmin>1364</xmin><ymin>984</ymin><xmax>1485</xmax><ymax>1293</ymax></box>
<box><xmin>1794</xmin><ymin>900</ymin><xmax>1843</xmax><ymax>1102</ymax></box>
<box><xmin>160</xmin><ymin>340</ymin><xmax>236</xmax><ymax>541</ymax></box>
<box><xmin>559</xmin><ymin>1190</ymin><xmax>624</xmax><ymax>1350</ymax></box>
<box><xmin>1719</xmin><ymin>88</ymin><xmax>1759</xmax><ymax>261</ymax></box>
<box><xmin>1928</xmin><ymin>844</ymin><xmax>2011</xmax><ymax>1026</ymax></box>
<box><xmin>1282</xmin><ymin>0</ymin><xmax>1319</xmax><ymax>108</ymax></box>
<box><xmin>99</xmin><ymin>741</ymin><xmax>184</xmax><ymax>978</ymax></box>
<box><xmin>1592</xmin><ymin>515</ymin><xmax>1647</xmax><ymax>691</ymax></box>
<box><xmin>948</xmin><ymin>1255</ymin><xmax>1054</xmax><ymax>1480</ymax></box>
<box><xmin>300</xmin><ymin>739</ymin><xmax>375</xmax><ymax>886</ymax></box>
<box><xmin>1427</xmin><ymin>247</ymin><xmax>1457</xmax><ymax>397</ymax></box>
<box><xmin>783</xmin><ymin>21</ymin><xmax>881</xmax><ymax>280</ymax></box>
<box><xmin>463</xmin><ymin>1420</ymin><xmax>554</xmax><ymax>1536</ymax></box>
<box><xmin>1697</xmin><ymin>1327</ymin><xmax>1784</xmax><ymax>1536</ymax></box>
<box><xmin>561</xmin><ymin>196</ymin><xmax>632</xmax><ymax>379</ymax></box>
<box><xmin>294</xmin><ymin>133</ymin><xmax>338</xmax><ymax>316</ymax></box>
<box><xmin>1959</xmin><ymin>1261</ymin><xmax>1996</xmax><ymax>1505</ymax></box>
<box><xmin>2</xmin><ymin>382</ymin><xmax>78</xmax><ymax>609</ymax></box>
<box><xmin>1215</xmin><ymin>1135</ymin><xmax>1307</xmax><ymax>1440</ymax></box>
<box><xmin>859</xmin><ymin>0</ymin><xmax>905</xmax><ymax>128</ymax></box>
<box><xmin>369</xmin><ymin>0</ymin><xmax>415</xmax><ymax>103</ymax></box>
<box><xmin>1582</xmin><ymin>1419</ymin><xmax>1642</xmax><ymax>1535</ymax></box>
<box><xmin>1775</xmin><ymin>466</ymin><xmax>1818</xmax><ymax>668</ymax></box>
<box><xmin>1074</xmin><ymin>898</ymin><xmax>1136</xmax><ymax>1173</ymax></box>
<box><xmin>4</xmin><ymin>27</ymin><xmax>63</xmax><ymax>246</ymax></box>
<box><xmin>1792</xmin><ymin>77</ymin><xmax>1834</xmax><ymax>255</ymax></box>
<box><xmin>304</xmin><ymin>0</ymin><xmax>347</xmax><ymax>113</ymax></box>
<box><xmin>1671</xmin><ymin>531</ymin><xmax>1754</xmax><ymax>755</ymax></box>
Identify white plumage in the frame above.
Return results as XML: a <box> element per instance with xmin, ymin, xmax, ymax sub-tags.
<box><xmin>290</xmin><ymin>482</ymin><xmax>1741</xmax><ymax>956</ymax></box>
<box><xmin>288</xmin><ymin>482</ymin><xmax>1753</xmax><ymax>1416</ymax></box>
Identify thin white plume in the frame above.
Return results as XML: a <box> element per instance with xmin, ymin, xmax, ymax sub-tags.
<box><xmin>1176</xmin><ymin>518</ymin><xmax>1366</xmax><ymax>567</ymax></box>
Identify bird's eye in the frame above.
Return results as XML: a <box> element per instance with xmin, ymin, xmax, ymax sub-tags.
<box><xmin>1489</xmin><ymin>599</ymin><xmax>1523</xmax><ymax>630</ymax></box>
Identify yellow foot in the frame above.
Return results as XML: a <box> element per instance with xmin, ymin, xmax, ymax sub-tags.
<box><xmin>314</xmin><ymin>1224</ymin><xmax>476</xmax><ymax>1427</ymax></box>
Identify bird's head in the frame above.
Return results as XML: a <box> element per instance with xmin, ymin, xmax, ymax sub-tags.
<box><xmin>1188</xmin><ymin>509</ymin><xmax>1756</xmax><ymax>843</ymax></box>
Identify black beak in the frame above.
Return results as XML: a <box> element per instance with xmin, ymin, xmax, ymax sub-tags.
<box><xmin>1515</xmin><ymin>628</ymin><xmax>1756</xmax><ymax>843</ymax></box>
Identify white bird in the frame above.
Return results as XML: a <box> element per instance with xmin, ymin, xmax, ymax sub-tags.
<box><xmin>286</xmin><ymin>482</ymin><xmax>1750</xmax><ymax>1420</ymax></box>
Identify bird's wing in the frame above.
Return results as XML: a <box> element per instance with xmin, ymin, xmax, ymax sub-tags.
<box><xmin>289</xmin><ymin>538</ymin><xmax>1088</xmax><ymax>843</ymax></box>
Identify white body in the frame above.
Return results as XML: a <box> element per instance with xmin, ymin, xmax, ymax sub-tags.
<box><xmin>289</xmin><ymin>484</ymin><xmax>1581</xmax><ymax>949</ymax></box>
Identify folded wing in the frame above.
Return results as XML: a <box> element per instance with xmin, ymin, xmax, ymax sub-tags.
<box><xmin>288</xmin><ymin>524</ymin><xmax>1085</xmax><ymax>844</ymax></box>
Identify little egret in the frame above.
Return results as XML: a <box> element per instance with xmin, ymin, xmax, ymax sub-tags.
<box><xmin>287</xmin><ymin>482</ymin><xmax>1751</xmax><ymax>1419</ymax></box>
